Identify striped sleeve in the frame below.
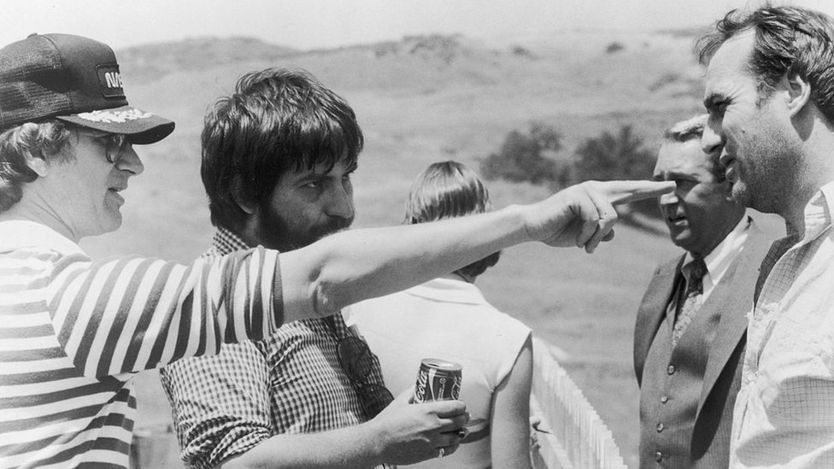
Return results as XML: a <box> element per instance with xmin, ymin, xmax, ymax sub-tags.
<box><xmin>43</xmin><ymin>247</ymin><xmax>283</xmax><ymax>377</ymax></box>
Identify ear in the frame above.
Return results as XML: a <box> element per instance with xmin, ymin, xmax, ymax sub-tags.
<box><xmin>785</xmin><ymin>71</ymin><xmax>812</xmax><ymax>118</ymax></box>
<box><xmin>23</xmin><ymin>151</ymin><xmax>49</xmax><ymax>177</ymax></box>
<box><xmin>230</xmin><ymin>175</ymin><xmax>257</xmax><ymax>215</ymax></box>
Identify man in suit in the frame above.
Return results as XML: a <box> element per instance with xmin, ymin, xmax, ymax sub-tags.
<box><xmin>634</xmin><ymin>114</ymin><xmax>772</xmax><ymax>468</ymax></box>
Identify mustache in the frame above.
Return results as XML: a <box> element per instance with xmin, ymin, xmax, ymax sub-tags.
<box><xmin>311</xmin><ymin>216</ymin><xmax>354</xmax><ymax>240</ymax></box>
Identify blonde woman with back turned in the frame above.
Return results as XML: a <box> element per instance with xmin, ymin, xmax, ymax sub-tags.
<box><xmin>346</xmin><ymin>161</ymin><xmax>534</xmax><ymax>469</ymax></box>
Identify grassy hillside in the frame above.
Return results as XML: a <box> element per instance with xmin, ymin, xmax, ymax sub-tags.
<box><xmin>80</xmin><ymin>31</ymin><xmax>784</xmax><ymax>467</ymax></box>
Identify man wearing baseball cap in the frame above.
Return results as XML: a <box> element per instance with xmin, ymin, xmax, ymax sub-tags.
<box><xmin>0</xmin><ymin>33</ymin><xmax>174</xmax><ymax>146</ymax></box>
<box><xmin>0</xmin><ymin>33</ymin><xmax>674</xmax><ymax>468</ymax></box>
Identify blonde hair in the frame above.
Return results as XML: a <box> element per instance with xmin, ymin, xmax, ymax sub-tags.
<box><xmin>405</xmin><ymin>160</ymin><xmax>500</xmax><ymax>279</ymax></box>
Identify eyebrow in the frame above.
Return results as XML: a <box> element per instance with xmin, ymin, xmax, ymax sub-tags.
<box><xmin>295</xmin><ymin>170</ymin><xmax>328</xmax><ymax>184</ymax></box>
<box><xmin>703</xmin><ymin>92</ymin><xmax>725</xmax><ymax>111</ymax></box>
<box><xmin>294</xmin><ymin>163</ymin><xmax>357</xmax><ymax>183</ymax></box>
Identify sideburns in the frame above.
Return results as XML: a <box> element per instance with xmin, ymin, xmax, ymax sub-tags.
<box><xmin>755</xmin><ymin>80</ymin><xmax>777</xmax><ymax>107</ymax></box>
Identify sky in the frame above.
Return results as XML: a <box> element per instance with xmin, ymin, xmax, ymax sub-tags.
<box><xmin>3</xmin><ymin>0</ymin><xmax>834</xmax><ymax>51</ymax></box>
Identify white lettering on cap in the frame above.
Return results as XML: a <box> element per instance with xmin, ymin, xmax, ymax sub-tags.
<box><xmin>103</xmin><ymin>71</ymin><xmax>124</xmax><ymax>89</ymax></box>
<box><xmin>95</xmin><ymin>65</ymin><xmax>126</xmax><ymax>99</ymax></box>
<box><xmin>76</xmin><ymin>109</ymin><xmax>152</xmax><ymax>123</ymax></box>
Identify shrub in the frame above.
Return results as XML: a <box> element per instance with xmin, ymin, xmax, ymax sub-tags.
<box><xmin>574</xmin><ymin>125</ymin><xmax>658</xmax><ymax>217</ymax></box>
<box><xmin>480</xmin><ymin>122</ymin><xmax>571</xmax><ymax>186</ymax></box>
<box><xmin>574</xmin><ymin>125</ymin><xmax>654</xmax><ymax>181</ymax></box>
<box><xmin>480</xmin><ymin>123</ymin><xmax>662</xmax><ymax>219</ymax></box>
<box><xmin>511</xmin><ymin>45</ymin><xmax>535</xmax><ymax>58</ymax></box>
<box><xmin>605</xmin><ymin>42</ymin><xmax>625</xmax><ymax>54</ymax></box>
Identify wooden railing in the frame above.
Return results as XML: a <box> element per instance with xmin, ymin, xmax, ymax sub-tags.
<box><xmin>530</xmin><ymin>337</ymin><xmax>628</xmax><ymax>469</ymax></box>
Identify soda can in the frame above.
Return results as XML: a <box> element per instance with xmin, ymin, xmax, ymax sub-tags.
<box><xmin>413</xmin><ymin>358</ymin><xmax>462</xmax><ymax>402</ymax></box>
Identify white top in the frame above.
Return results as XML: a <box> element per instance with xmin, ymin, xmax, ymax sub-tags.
<box><xmin>344</xmin><ymin>277</ymin><xmax>531</xmax><ymax>469</ymax></box>
<box><xmin>730</xmin><ymin>181</ymin><xmax>834</xmax><ymax>468</ymax></box>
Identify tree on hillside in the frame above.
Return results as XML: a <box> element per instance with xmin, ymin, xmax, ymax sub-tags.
<box><xmin>574</xmin><ymin>125</ymin><xmax>654</xmax><ymax>181</ymax></box>
<box><xmin>605</xmin><ymin>41</ymin><xmax>625</xmax><ymax>54</ymax></box>
<box><xmin>574</xmin><ymin>125</ymin><xmax>659</xmax><ymax>219</ymax></box>
<box><xmin>480</xmin><ymin>122</ymin><xmax>571</xmax><ymax>186</ymax></box>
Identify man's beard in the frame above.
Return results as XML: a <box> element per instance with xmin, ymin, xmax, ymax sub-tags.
<box><xmin>255</xmin><ymin>206</ymin><xmax>353</xmax><ymax>252</ymax></box>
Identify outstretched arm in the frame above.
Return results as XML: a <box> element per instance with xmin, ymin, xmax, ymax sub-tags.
<box><xmin>46</xmin><ymin>247</ymin><xmax>283</xmax><ymax>376</ymax></box>
<box><xmin>280</xmin><ymin>179</ymin><xmax>675</xmax><ymax>319</ymax></box>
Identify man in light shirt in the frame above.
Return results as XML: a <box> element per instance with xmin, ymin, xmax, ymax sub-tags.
<box><xmin>634</xmin><ymin>115</ymin><xmax>772</xmax><ymax>468</ymax></box>
<box><xmin>698</xmin><ymin>5</ymin><xmax>834</xmax><ymax>468</ymax></box>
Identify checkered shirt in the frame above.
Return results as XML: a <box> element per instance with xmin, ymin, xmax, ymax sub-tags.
<box><xmin>730</xmin><ymin>181</ymin><xmax>834</xmax><ymax>468</ymax></box>
<box><xmin>160</xmin><ymin>228</ymin><xmax>389</xmax><ymax>469</ymax></box>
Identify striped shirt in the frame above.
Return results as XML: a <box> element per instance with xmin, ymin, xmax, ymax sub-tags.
<box><xmin>0</xmin><ymin>220</ymin><xmax>284</xmax><ymax>469</ymax></box>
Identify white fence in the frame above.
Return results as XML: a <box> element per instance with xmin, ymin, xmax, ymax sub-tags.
<box><xmin>530</xmin><ymin>337</ymin><xmax>628</xmax><ymax>469</ymax></box>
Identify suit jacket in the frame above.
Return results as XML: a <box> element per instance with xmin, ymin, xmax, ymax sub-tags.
<box><xmin>633</xmin><ymin>222</ymin><xmax>772</xmax><ymax>468</ymax></box>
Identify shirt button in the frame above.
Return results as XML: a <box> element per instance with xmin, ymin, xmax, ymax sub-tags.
<box><xmin>660</xmin><ymin>395</ymin><xmax>669</xmax><ymax>404</ymax></box>
<box><xmin>667</xmin><ymin>364</ymin><xmax>676</xmax><ymax>375</ymax></box>
<box><xmin>655</xmin><ymin>451</ymin><xmax>663</xmax><ymax>462</ymax></box>
<box><xmin>656</xmin><ymin>423</ymin><xmax>664</xmax><ymax>432</ymax></box>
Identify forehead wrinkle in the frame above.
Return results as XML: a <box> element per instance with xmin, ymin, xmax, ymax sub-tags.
<box><xmin>659</xmin><ymin>141</ymin><xmax>713</xmax><ymax>171</ymax></box>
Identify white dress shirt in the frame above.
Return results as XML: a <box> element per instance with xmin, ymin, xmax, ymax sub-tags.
<box><xmin>682</xmin><ymin>216</ymin><xmax>752</xmax><ymax>302</ymax></box>
<box><xmin>730</xmin><ymin>181</ymin><xmax>834</xmax><ymax>468</ymax></box>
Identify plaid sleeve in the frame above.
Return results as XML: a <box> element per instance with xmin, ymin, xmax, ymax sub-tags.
<box><xmin>160</xmin><ymin>340</ymin><xmax>273</xmax><ymax>469</ymax></box>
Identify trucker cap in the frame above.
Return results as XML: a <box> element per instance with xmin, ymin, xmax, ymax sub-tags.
<box><xmin>0</xmin><ymin>33</ymin><xmax>174</xmax><ymax>144</ymax></box>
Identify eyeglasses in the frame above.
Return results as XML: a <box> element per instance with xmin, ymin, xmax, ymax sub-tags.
<box><xmin>75</xmin><ymin>128</ymin><xmax>131</xmax><ymax>164</ymax></box>
<box><xmin>327</xmin><ymin>318</ymin><xmax>394</xmax><ymax>419</ymax></box>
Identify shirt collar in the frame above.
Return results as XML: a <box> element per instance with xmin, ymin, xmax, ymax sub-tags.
<box><xmin>207</xmin><ymin>227</ymin><xmax>250</xmax><ymax>256</ymax></box>
<box><xmin>683</xmin><ymin>215</ymin><xmax>752</xmax><ymax>287</ymax></box>
<box><xmin>0</xmin><ymin>219</ymin><xmax>85</xmax><ymax>256</ymax></box>
<box><xmin>405</xmin><ymin>277</ymin><xmax>489</xmax><ymax>306</ymax></box>
<box><xmin>799</xmin><ymin>180</ymin><xmax>834</xmax><ymax>244</ymax></box>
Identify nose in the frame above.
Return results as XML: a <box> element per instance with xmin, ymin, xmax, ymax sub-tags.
<box><xmin>116</xmin><ymin>145</ymin><xmax>144</xmax><ymax>176</ymax></box>
<box><xmin>701</xmin><ymin>118</ymin><xmax>723</xmax><ymax>156</ymax></box>
<box><xmin>325</xmin><ymin>181</ymin><xmax>354</xmax><ymax>220</ymax></box>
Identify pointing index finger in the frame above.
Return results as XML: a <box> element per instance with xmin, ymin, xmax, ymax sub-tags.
<box><xmin>602</xmin><ymin>180</ymin><xmax>676</xmax><ymax>205</ymax></box>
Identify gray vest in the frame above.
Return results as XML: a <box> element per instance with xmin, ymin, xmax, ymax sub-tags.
<box><xmin>639</xmin><ymin>276</ymin><xmax>727</xmax><ymax>468</ymax></box>
<box><xmin>635</xmin><ymin>223</ymin><xmax>771</xmax><ymax>469</ymax></box>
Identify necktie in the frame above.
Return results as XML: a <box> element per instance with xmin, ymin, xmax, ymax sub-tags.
<box><xmin>672</xmin><ymin>257</ymin><xmax>707</xmax><ymax>347</ymax></box>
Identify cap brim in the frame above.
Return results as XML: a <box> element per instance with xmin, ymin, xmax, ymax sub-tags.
<box><xmin>56</xmin><ymin>105</ymin><xmax>175</xmax><ymax>144</ymax></box>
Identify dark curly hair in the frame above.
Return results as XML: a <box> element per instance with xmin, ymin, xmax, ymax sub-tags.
<box><xmin>201</xmin><ymin>68</ymin><xmax>364</xmax><ymax>232</ymax></box>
